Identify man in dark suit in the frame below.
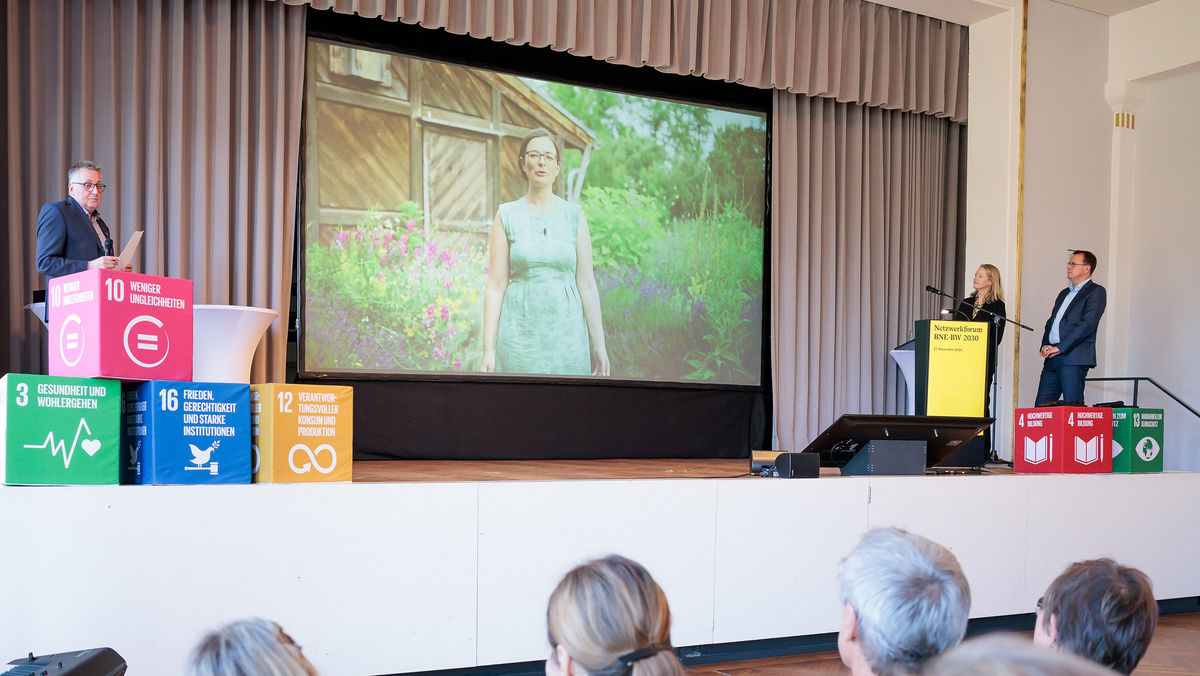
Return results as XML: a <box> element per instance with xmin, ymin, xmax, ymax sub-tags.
<box><xmin>35</xmin><ymin>160</ymin><xmax>121</xmax><ymax>278</ymax></box>
<box><xmin>1035</xmin><ymin>250</ymin><xmax>1106</xmax><ymax>405</ymax></box>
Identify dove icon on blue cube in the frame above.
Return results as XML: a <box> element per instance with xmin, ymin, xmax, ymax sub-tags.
<box><xmin>186</xmin><ymin>440</ymin><xmax>220</xmax><ymax>475</ymax></box>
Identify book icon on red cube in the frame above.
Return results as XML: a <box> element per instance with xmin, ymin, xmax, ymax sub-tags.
<box><xmin>1075</xmin><ymin>435</ymin><xmax>1102</xmax><ymax>464</ymax></box>
<box><xmin>1014</xmin><ymin>407</ymin><xmax>1112</xmax><ymax>474</ymax></box>
<box><xmin>1024</xmin><ymin>435</ymin><xmax>1050</xmax><ymax>464</ymax></box>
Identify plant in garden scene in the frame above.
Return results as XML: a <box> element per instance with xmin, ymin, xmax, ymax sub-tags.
<box><xmin>305</xmin><ymin>202</ymin><xmax>487</xmax><ymax>372</ymax></box>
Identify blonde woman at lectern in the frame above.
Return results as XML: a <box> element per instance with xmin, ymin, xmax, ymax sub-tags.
<box><xmin>954</xmin><ymin>264</ymin><xmax>1007</xmax><ymax>453</ymax></box>
<box><xmin>954</xmin><ymin>263</ymin><xmax>1007</xmax><ymax>381</ymax></box>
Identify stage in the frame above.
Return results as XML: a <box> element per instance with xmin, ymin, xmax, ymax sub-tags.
<box><xmin>352</xmin><ymin>458</ymin><xmax>758</xmax><ymax>482</ymax></box>
<box><xmin>3</xmin><ymin>462</ymin><xmax>1199</xmax><ymax>676</ymax></box>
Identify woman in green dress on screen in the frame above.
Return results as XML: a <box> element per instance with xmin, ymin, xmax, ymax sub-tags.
<box><xmin>480</xmin><ymin>129</ymin><xmax>610</xmax><ymax>376</ymax></box>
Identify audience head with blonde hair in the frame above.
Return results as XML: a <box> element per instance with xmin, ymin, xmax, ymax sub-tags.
<box><xmin>188</xmin><ymin>617</ymin><xmax>319</xmax><ymax>676</ymax></box>
<box><xmin>1034</xmin><ymin>558</ymin><xmax>1157</xmax><ymax>674</ymax></box>
<box><xmin>837</xmin><ymin>527</ymin><xmax>971</xmax><ymax>676</ymax></box>
<box><xmin>546</xmin><ymin>555</ymin><xmax>683</xmax><ymax>676</ymax></box>
<box><xmin>929</xmin><ymin>634</ymin><xmax>1117</xmax><ymax>676</ymax></box>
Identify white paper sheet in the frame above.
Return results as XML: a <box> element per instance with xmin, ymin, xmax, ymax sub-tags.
<box><xmin>117</xmin><ymin>230</ymin><xmax>143</xmax><ymax>269</ymax></box>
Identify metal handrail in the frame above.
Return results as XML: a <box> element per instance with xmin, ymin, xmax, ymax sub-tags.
<box><xmin>1086</xmin><ymin>376</ymin><xmax>1200</xmax><ymax>420</ymax></box>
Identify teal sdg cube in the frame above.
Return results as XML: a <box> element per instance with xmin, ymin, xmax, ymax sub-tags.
<box><xmin>1111</xmin><ymin>408</ymin><xmax>1164</xmax><ymax>473</ymax></box>
<box><xmin>0</xmin><ymin>374</ymin><xmax>121</xmax><ymax>485</ymax></box>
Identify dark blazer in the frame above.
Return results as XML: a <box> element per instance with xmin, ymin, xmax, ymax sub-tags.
<box><xmin>956</xmin><ymin>296</ymin><xmax>1006</xmax><ymax>379</ymax></box>
<box><xmin>955</xmin><ymin>297</ymin><xmax>1007</xmax><ymax>345</ymax></box>
<box><xmin>36</xmin><ymin>197</ymin><xmax>104</xmax><ymax>279</ymax></box>
<box><xmin>1041</xmin><ymin>280</ymin><xmax>1107</xmax><ymax>367</ymax></box>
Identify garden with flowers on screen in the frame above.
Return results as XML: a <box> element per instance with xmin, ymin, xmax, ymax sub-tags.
<box><xmin>304</xmin><ymin>83</ymin><xmax>766</xmax><ymax>385</ymax></box>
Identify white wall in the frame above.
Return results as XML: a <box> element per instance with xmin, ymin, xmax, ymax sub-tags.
<box><xmin>1017</xmin><ymin>0</ymin><xmax>1114</xmax><ymax>408</ymax></box>
<box><xmin>1125</xmin><ymin>67</ymin><xmax>1200</xmax><ymax>471</ymax></box>
<box><xmin>1109</xmin><ymin>0</ymin><xmax>1200</xmax><ymax>83</ymax></box>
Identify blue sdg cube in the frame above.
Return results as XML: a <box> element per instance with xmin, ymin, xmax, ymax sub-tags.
<box><xmin>121</xmin><ymin>381</ymin><xmax>252</xmax><ymax>484</ymax></box>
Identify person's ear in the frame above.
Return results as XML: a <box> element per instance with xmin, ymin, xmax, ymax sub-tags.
<box><xmin>842</xmin><ymin>604</ymin><xmax>860</xmax><ymax>641</ymax></box>
<box><xmin>556</xmin><ymin>644</ymin><xmax>575</xmax><ymax>676</ymax></box>
<box><xmin>1046</xmin><ymin>613</ymin><xmax>1059</xmax><ymax>645</ymax></box>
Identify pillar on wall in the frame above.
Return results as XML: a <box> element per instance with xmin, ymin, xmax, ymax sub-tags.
<box><xmin>1099</xmin><ymin>80</ymin><xmax>1145</xmax><ymax>404</ymax></box>
<box><xmin>964</xmin><ymin>8</ymin><xmax>1023</xmax><ymax>460</ymax></box>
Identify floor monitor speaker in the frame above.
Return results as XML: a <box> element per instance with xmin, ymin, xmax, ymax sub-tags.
<box><xmin>775</xmin><ymin>452</ymin><xmax>820</xmax><ymax>478</ymax></box>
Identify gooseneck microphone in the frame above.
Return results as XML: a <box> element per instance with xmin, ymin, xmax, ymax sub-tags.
<box><xmin>96</xmin><ymin>212</ymin><xmax>114</xmax><ymax>257</ymax></box>
<box><xmin>928</xmin><ymin>285</ymin><xmax>968</xmax><ymax>318</ymax></box>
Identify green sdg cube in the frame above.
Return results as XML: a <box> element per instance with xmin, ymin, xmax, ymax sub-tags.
<box><xmin>1111</xmin><ymin>408</ymin><xmax>1165</xmax><ymax>473</ymax></box>
<box><xmin>0</xmin><ymin>374</ymin><xmax>122</xmax><ymax>485</ymax></box>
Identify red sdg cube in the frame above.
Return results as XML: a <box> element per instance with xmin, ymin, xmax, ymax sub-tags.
<box><xmin>1013</xmin><ymin>406</ymin><xmax>1112</xmax><ymax>474</ymax></box>
<box><xmin>47</xmin><ymin>270</ymin><xmax>193</xmax><ymax>382</ymax></box>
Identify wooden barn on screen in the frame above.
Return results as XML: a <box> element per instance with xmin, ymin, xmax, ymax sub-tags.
<box><xmin>305</xmin><ymin>41</ymin><xmax>597</xmax><ymax>246</ymax></box>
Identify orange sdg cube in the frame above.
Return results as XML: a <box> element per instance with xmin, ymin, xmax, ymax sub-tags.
<box><xmin>250</xmin><ymin>384</ymin><xmax>353</xmax><ymax>482</ymax></box>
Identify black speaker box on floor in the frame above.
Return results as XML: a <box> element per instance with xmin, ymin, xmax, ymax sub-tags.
<box><xmin>773</xmin><ymin>452</ymin><xmax>820</xmax><ymax>478</ymax></box>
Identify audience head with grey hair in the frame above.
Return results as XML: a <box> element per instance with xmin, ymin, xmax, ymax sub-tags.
<box><xmin>545</xmin><ymin>554</ymin><xmax>684</xmax><ymax>676</ymax></box>
<box><xmin>837</xmin><ymin>528</ymin><xmax>971</xmax><ymax>676</ymax></box>
<box><xmin>928</xmin><ymin>634</ymin><xmax>1117</xmax><ymax>676</ymax></box>
<box><xmin>188</xmin><ymin>617</ymin><xmax>319</xmax><ymax>676</ymax></box>
<box><xmin>1033</xmin><ymin>558</ymin><xmax>1157</xmax><ymax>674</ymax></box>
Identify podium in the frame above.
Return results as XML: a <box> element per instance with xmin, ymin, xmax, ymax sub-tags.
<box><xmin>889</xmin><ymin>340</ymin><xmax>916</xmax><ymax>415</ymax></box>
<box><xmin>46</xmin><ymin>270</ymin><xmax>193</xmax><ymax>382</ymax></box>
<box><xmin>192</xmin><ymin>305</ymin><xmax>278</xmax><ymax>383</ymax></box>
<box><xmin>913</xmin><ymin>319</ymin><xmax>990</xmax><ymax>417</ymax></box>
<box><xmin>907</xmin><ymin>319</ymin><xmax>992</xmax><ymax>466</ymax></box>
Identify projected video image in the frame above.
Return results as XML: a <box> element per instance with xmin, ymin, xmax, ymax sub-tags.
<box><xmin>302</xmin><ymin>40</ymin><xmax>767</xmax><ymax>385</ymax></box>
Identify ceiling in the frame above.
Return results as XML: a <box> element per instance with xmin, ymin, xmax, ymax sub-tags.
<box><xmin>1049</xmin><ymin>0</ymin><xmax>1159</xmax><ymax>16</ymax></box>
<box><xmin>868</xmin><ymin>0</ymin><xmax>1160</xmax><ymax>25</ymax></box>
<box><xmin>866</xmin><ymin>0</ymin><xmax>1009</xmax><ymax>25</ymax></box>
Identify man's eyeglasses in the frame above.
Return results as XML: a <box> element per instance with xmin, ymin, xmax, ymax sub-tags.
<box><xmin>522</xmin><ymin>151</ymin><xmax>558</xmax><ymax>164</ymax></box>
<box><xmin>71</xmin><ymin>181</ymin><xmax>107</xmax><ymax>193</ymax></box>
<box><xmin>1036</xmin><ymin>596</ymin><xmax>1045</xmax><ymax>612</ymax></box>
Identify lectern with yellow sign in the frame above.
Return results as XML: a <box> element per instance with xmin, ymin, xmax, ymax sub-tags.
<box><xmin>913</xmin><ymin>319</ymin><xmax>989</xmax><ymax>418</ymax></box>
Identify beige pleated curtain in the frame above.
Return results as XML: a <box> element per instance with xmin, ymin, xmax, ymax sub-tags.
<box><xmin>772</xmin><ymin>95</ymin><xmax>963</xmax><ymax>449</ymax></box>
<box><xmin>285</xmin><ymin>0</ymin><xmax>968</xmax><ymax>122</ymax></box>
<box><xmin>3</xmin><ymin>0</ymin><xmax>966</xmax><ymax>453</ymax></box>
<box><xmin>2</xmin><ymin>0</ymin><xmax>305</xmax><ymax>382</ymax></box>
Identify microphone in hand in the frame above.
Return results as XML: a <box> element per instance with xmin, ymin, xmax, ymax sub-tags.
<box><xmin>104</xmin><ymin>238</ymin><xmax>114</xmax><ymax>257</ymax></box>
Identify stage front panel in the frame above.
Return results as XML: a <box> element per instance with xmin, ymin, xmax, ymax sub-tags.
<box><xmin>3</xmin><ymin>472</ymin><xmax>1199</xmax><ymax>675</ymax></box>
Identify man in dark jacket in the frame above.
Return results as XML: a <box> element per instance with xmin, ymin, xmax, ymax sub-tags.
<box><xmin>35</xmin><ymin>160</ymin><xmax>121</xmax><ymax>278</ymax></box>
<box><xmin>1035</xmin><ymin>250</ymin><xmax>1106</xmax><ymax>405</ymax></box>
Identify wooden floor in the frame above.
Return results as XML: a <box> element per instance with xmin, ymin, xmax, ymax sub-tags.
<box><xmin>351</xmin><ymin>458</ymin><xmax>1016</xmax><ymax>482</ymax></box>
<box><xmin>684</xmin><ymin>612</ymin><xmax>1200</xmax><ymax>675</ymax></box>
<box><xmin>353</xmin><ymin>458</ymin><xmax>756</xmax><ymax>482</ymax></box>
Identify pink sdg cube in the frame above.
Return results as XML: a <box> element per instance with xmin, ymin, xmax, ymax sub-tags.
<box><xmin>48</xmin><ymin>270</ymin><xmax>193</xmax><ymax>382</ymax></box>
<box><xmin>1013</xmin><ymin>406</ymin><xmax>1112</xmax><ymax>474</ymax></box>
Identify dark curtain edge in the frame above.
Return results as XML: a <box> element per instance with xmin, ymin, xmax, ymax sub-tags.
<box><xmin>1</xmin><ymin>1</ymin><xmax>10</xmax><ymax>375</ymax></box>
